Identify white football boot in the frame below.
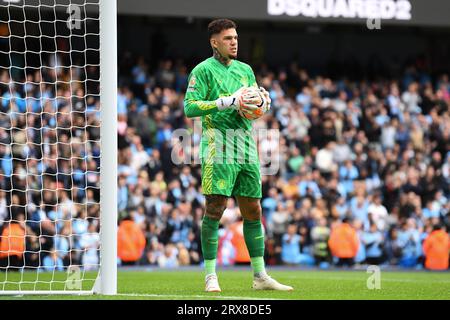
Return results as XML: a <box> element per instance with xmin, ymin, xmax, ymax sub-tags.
<box><xmin>205</xmin><ymin>274</ymin><xmax>221</xmax><ymax>292</ymax></box>
<box><xmin>252</xmin><ymin>273</ymin><xmax>294</xmax><ymax>291</ymax></box>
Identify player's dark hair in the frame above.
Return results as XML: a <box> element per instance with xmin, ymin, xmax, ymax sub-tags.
<box><xmin>208</xmin><ymin>19</ymin><xmax>237</xmax><ymax>38</ymax></box>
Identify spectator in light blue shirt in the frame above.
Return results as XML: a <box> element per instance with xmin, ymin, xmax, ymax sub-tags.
<box><xmin>363</xmin><ymin>223</ymin><xmax>385</xmax><ymax>265</ymax></box>
<box><xmin>1</xmin><ymin>151</ymin><xmax>12</xmax><ymax>177</ymax></box>
<box><xmin>262</xmin><ymin>188</ymin><xmax>279</xmax><ymax>226</ymax></box>
<box><xmin>395</xmin><ymin>123</ymin><xmax>410</xmax><ymax>150</ymax></box>
<box><xmin>2</xmin><ymin>88</ymin><xmax>26</xmax><ymax>112</ymax></box>
<box><xmin>118</xmin><ymin>174</ymin><xmax>129</xmax><ymax>212</ymax></box>
<box><xmin>339</xmin><ymin>160</ymin><xmax>358</xmax><ymax>195</ymax></box>
<box><xmin>42</xmin><ymin>250</ymin><xmax>64</xmax><ymax>272</ymax></box>
<box><xmin>397</xmin><ymin>218</ymin><xmax>421</xmax><ymax>268</ymax></box>
<box><xmin>72</xmin><ymin>209</ymin><xmax>89</xmax><ymax>250</ymax></box>
<box><xmin>335</xmin><ymin>196</ymin><xmax>349</xmax><ymax>219</ymax></box>
<box><xmin>422</xmin><ymin>200</ymin><xmax>440</xmax><ymax>220</ymax></box>
<box><xmin>296</xmin><ymin>87</ymin><xmax>312</xmax><ymax>114</ymax></box>
<box><xmin>374</xmin><ymin>107</ymin><xmax>390</xmax><ymax>127</ymax></box>
<box><xmin>350</xmin><ymin>195</ymin><xmax>369</xmax><ymax>230</ymax></box>
<box><xmin>353</xmin><ymin>219</ymin><xmax>366</xmax><ymax>264</ymax></box>
<box><xmin>132</xmin><ymin>57</ymin><xmax>148</xmax><ymax>85</ymax></box>
<box><xmin>157</xmin><ymin>244</ymin><xmax>179</xmax><ymax>268</ymax></box>
<box><xmin>54</xmin><ymin>226</ymin><xmax>70</xmax><ymax>264</ymax></box>
<box><xmin>156</xmin><ymin>123</ymin><xmax>173</xmax><ymax>149</ymax></box>
<box><xmin>298</xmin><ymin>171</ymin><xmax>322</xmax><ymax>198</ymax></box>
<box><xmin>281</xmin><ymin>224</ymin><xmax>314</xmax><ymax>265</ymax></box>
<box><xmin>117</xmin><ymin>88</ymin><xmax>129</xmax><ymax>115</ymax></box>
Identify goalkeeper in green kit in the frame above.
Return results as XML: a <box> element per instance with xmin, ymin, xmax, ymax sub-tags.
<box><xmin>184</xmin><ymin>19</ymin><xmax>293</xmax><ymax>292</ymax></box>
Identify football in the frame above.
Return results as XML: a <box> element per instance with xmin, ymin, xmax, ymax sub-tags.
<box><xmin>237</xmin><ymin>87</ymin><xmax>266</xmax><ymax>120</ymax></box>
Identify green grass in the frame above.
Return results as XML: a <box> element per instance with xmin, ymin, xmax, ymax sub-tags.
<box><xmin>1</xmin><ymin>268</ymin><xmax>449</xmax><ymax>300</ymax></box>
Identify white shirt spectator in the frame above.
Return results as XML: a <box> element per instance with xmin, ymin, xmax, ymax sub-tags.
<box><xmin>333</xmin><ymin>142</ymin><xmax>352</xmax><ymax>163</ymax></box>
<box><xmin>0</xmin><ymin>196</ymin><xmax>7</xmax><ymax>227</ymax></box>
<box><xmin>333</xmin><ymin>98</ymin><xmax>347</xmax><ymax>113</ymax></box>
<box><xmin>402</xmin><ymin>89</ymin><xmax>421</xmax><ymax>113</ymax></box>
<box><xmin>316</xmin><ymin>146</ymin><xmax>337</xmax><ymax>173</ymax></box>
<box><xmin>80</xmin><ymin>231</ymin><xmax>100</xmax><ymax>271</ymax></box>
<box><xmin>442</xmin><ymin>156</ymin><xmax>450</xmax><ymax>181</ymax></box>
<box><xmin>381</xmin><ymin>123</ymin><xmax>396</xmax><ymax>149</ymax></box>
<box><xmin>368</xmin><ymin>202</ymin><xmax>388</xmax><ymax>231</ymax></box>
<box><xmin>131</xmin><ymin>146</ymin><xmax>149</xmax><ymax>172</ymax></box>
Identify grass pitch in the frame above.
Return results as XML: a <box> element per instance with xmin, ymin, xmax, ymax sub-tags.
<box><xmin>1</xmin><ymin>268</ymin><xmax>449</xmax><ymax>300</ymax></box>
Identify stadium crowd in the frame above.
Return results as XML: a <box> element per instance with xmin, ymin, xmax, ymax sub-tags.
<box><xmin>0</xmin><ymin>53</ymin><xmax>101</xmax><ymax>271</ymax></box>
<box><xmin>114</xmin><ymin>54</ymin><xmax>450</xmax><ymax>270</ymax></box>
<box><xmin>0</xmin><ymin>51</ymin><xmax>449</xmax><ymax>272</ymax></box>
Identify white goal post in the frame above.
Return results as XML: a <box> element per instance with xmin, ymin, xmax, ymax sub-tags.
<box><xmin>0</xmin><ymin>0</ymin><xmax>117</xmax><ymax>295</ymax></box>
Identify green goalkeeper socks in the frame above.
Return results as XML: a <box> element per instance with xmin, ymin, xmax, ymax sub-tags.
<box><xmin>201</xmin><ymin>215</ymin><xmax>220</xmax><ymax>273</ymax></box>
<box><xmin>243</xmin><ymin>219</ymin><xmax>266</xmax><ymax>275</ymax></box>
<box><xmin>204</xmin><ymin>259</ymin><xmax>217</xmax><ymax>276</ymax></box>
<box><xmin>202</xmin><ymin>216</ymin><xmax>266</xmax><ymax>276</ymax></box>
<box><xmin>250</xmin><ymin>257</ymin><xmax>266</xmax><ymax>276</ymax></box>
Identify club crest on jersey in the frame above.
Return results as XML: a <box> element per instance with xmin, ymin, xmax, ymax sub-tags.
<box><xmin>189</xmin><ymin>75</ymin><xmax>196</xmax><ymax>87</ymax></box>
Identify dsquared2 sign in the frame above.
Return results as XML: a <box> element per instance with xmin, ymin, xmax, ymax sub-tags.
<box><xmin>268</xmin><ymin>0</ymin><xmax>412</xmax><ymax>20</ymax></box>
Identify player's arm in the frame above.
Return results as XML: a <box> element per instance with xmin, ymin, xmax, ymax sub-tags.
<box><xmin>184</xmin><ymin>99</ymin><xmax>218</xmax><ymax>118</ymax></box>
<box><xmin>184</xmin><ymin>69</ymin><xmax>243</xmax><ymax>118</ymax></box>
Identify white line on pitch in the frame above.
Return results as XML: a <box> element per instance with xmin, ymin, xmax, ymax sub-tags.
<box><xmin>117</xmin><ymin>293</ymin><xmax>281</xmax><ymax>300</ymax></box>
<box><xmin>282</xmin><ymin>275</ymin><xmax>450</xmax><ymax>283</ymax></box>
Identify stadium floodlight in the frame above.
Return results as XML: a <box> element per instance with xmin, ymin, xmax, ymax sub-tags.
<box><xmin>0</xmin><ymin>0</ymin><xmax>117</xmax><ymax>295</ymax></box>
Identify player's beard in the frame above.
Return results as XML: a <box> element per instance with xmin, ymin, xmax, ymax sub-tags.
<box><xmin>229</xmin><ymin>47</ymin><xmax>237</xmax><ymax>59</ymax></box>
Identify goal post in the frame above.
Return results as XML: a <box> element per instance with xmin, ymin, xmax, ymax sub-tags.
<box><xmin>98</xmin><ymin>0</ymin><xmax>117</xmax><ymax>296</ymax></box>
<box><xmin>0</xmin><ymin>0</ymin><xmax>117</xmax><ymax>295</ymax></box>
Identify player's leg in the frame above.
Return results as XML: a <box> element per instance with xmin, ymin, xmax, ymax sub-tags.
<box><xmin>233</xmin><ymin>164</ymin><xmax>265</xmax><ymax>277</ymax></box>
<box><xmin>201</xmin><ymin>162</ymin><xmax>238</xmax><ymax>292</ymax></box>
<box><xmin>202</xmin><ymin>195</ymin><xmax>226</xmax><ymax>267</ymax></box>
<box><xmin>235</xmin><ymin>196</ymin><xmax>265</xmax><ymax>272</ymax></box>
<box><xmin>234</xmin><ymin>163</ymin><xmax>293</xmax><ymax>291</ymax></box>
<box><xmin>202</xmin><ymin>194</ymin><xmax>227</xmax><ymax>292</ymax></box>
<box><xmin>236</xmin><ymin>196</ymin><xmax>292</xmax><ymax>291</ymax></box>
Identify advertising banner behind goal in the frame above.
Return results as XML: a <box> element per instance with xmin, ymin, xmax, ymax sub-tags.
<box><xmin>117</xmin><ymin>0</ymin><xmax>450</xmax><ymax>27</ymax></box>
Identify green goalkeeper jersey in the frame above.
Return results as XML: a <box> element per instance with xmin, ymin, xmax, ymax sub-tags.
<box><xmin>184</xmin><ymin>57</ymin><xmax>259</xmax><ymax>164</ymax></box>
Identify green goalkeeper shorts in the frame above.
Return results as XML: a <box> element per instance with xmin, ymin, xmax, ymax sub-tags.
<box><xmin>201</xmin><ymin>162</ymin><xmax>262</xmax><ymax>198</ymax></box>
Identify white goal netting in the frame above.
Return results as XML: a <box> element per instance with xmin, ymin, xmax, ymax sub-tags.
<box><xmin>0</xmin><ymin>0</ymin><xmax>102</xmax><ymax>293</ymax></box>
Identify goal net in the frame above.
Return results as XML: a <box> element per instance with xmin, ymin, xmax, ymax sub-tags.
<box><xmin>0</xmin><ymin>0</ymin><xmax>116</xmax><ymax>295</ymax></box>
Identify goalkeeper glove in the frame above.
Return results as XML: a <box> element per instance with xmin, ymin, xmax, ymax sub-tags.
<box><xmin>237</xmin><ymin>86</ymin><xmax>271</xmax><ymax>120</ymax></box>
<box><xmin>258</xmin><ymin>86</ymin><xmax>271</xmax><ymax>113</ymax></box>
<box><xmin>215</xmin><ymin>86</ymin><xmax>246</xmax><ymax>111</ymax></box>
